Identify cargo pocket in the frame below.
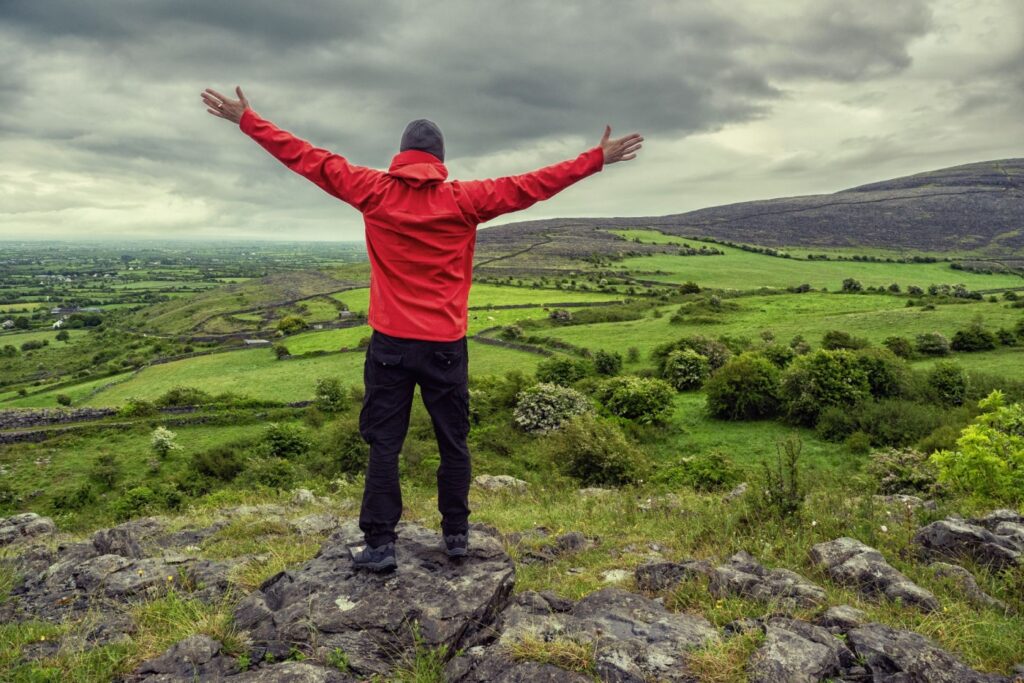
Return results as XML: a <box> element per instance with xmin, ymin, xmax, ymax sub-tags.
<box><xmin>432</xmin><ymin>350</ymin><xmax>461</xmax><ymax>370</ymax></box>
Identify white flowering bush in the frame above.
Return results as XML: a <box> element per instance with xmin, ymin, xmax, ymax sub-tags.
<box><xmin>150</xmin><ymin>426</ymin><xmax>181</xmax><ymax>459</ymax></box>
<box><xmin>513</xmin><ymin>383</ymin><xmax>592</xmax><ymax>432</ymax></box>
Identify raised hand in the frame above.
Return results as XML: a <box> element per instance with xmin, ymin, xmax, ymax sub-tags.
<box><xmin>201</xmin><ymin>86</ymin><xmax>251</xmax><ymax>125</ymax></box>
<box><xmin>600</xmin><ymin>125</ymin><xmax>643</xmax><ymax>164</ymax></box>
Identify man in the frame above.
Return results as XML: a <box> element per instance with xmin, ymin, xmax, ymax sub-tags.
<box><xmin>202</xmin><ymin>86</ymin><xmax>643</xmax><ymax>572</ymax></box>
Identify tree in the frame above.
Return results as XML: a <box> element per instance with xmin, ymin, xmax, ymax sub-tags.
<box><xmin>841</xmin><ymin>278</ymin><xmax>863</xmax><ymax>293</ymax></box>
<box><xmin>780</xmin><ymin>349</ymin><xmax>871</xmax><ymax>426</ymax></box>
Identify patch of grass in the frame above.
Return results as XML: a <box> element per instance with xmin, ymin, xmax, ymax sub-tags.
<box><xmin>685</xmin><ymin>627</ymin><xmax>765</xmax><ymax>683</ymax></box>
<box><xmin>506</xmin><ymin>631</ymin><xmax>597</xmax><ymax>674</ymax></box>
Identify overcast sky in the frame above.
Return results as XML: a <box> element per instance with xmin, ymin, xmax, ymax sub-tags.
<box><xmin>1</xmin><ymin>0</ymin><xmax>1022</xmax><ymax>242</ymax></box>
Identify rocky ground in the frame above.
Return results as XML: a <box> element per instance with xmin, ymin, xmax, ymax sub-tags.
<box><xmin>1</xmin><ymin>500</ymin><xmax>1022</xmax><ymax>682</ymax></box>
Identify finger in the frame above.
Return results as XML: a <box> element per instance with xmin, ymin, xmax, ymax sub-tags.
<box><xmin>201</xmin><ymin>94</ymin><xmax>222</xmax><ymax>107</ymax></box>
<box><xmin>601</xmin><ymin>125</ymin><xmax>611</xmax><ymax>145</ymax></box>
<box><xmin>236</xmin><ymin>85</ymin><xmax>249</xmax><ymax>107</ymax></box>
<box><xmin>615</xmin><ymin>134</ymin><xmax>643</xmax><ymax>145</ymax></box>
<box><xmin>205</xmin><ymin>88</ymin><xmax>228</xmax><ymax>102</ymax></box>
<box><xmin>206</xmin><ymin>108</ymin><xmax>229</xmax><ymax>119</ymax></box>
<box><xmin>619</xmin><ymin>142</ymin><xmax>643</xmax><ymax>155</ymax></box>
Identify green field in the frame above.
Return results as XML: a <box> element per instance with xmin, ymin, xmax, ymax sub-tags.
<box><xmin>71</xmin><ymin>341</ymin><xmax>542</xmax><ymax>406</ymax></box>
<box><xmin>0</xmin><ymin>327</ymin><xmax>87</xmax><ymax>346</ymax></box>
<box><xmin>608</xmin><ymin>231</ymin><xmax>1024</xmax><ymax>291</ymax></box>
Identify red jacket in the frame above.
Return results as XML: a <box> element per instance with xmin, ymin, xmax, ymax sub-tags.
<box><xmin>239</xmin><ymin>109</ymin><xmax>605</xmax><ymax>341</ymax></box>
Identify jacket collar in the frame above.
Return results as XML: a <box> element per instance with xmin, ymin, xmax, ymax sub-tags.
<box><xmin>387</xmin><ymin>149</ymin><xmax>448</xmax><ymax>187</ymax></box>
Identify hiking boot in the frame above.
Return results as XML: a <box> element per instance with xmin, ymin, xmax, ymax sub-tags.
<box><xmin>351</xmin><ymin>541</ymin><xmax>397</xmax><ymax>572</ymax></box>
<box><xmin>443</xmin><ymin>530</ymin><xmax>469</xmax><ymax>558</ymax></box>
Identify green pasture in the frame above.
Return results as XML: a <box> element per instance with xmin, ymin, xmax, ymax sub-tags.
<box><xmin>538</xmin><ymin>292</ymin><xmax>1024</xmax><ymax>372</ymax></box>
<box><xmin>609</xmin><ymin>239</ymin><xmax>1023</xmax><ymax>291</ymax></box>
<box><xmin>0</xmin><ymin>327</ymin><xmax>87</xmax><ymax>346</ymax></box>
<box><xmin>0</xmin><ymin>372</ymin><xmax>138</xmax><ymax>409</ymax></box>
<box><xmin>79</xmin><ymin>341</ymin><xmax>543</xmax><ymax>406</ymax></box>
<box><xmin>0</xmin><ymin>302</ymin><xmax>48</xmax><ymax>313</ymax></box>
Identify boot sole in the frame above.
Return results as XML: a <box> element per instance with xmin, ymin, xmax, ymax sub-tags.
<box><xmin>354</xmin><ymin>557</ymin><xmax>397</xmax><ymax>572</ymax></box>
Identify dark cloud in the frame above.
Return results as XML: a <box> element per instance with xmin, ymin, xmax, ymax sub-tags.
<box><xmin>0</xmin><ymin>0</ymin><xmax>1016</xmax><ymax>239</ymax></box>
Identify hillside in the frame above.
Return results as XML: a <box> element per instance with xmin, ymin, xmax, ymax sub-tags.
<box><xmin>476</xmin><ymin>158</ymin><xmax>1024</xmax><ymax>259</ymax></box>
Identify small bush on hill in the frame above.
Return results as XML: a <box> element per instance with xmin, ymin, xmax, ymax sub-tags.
<box><xmin>821</xmin><ymin>330</ymin><xmax>870</xmax><ymax>350</ymax></box>
<box><xmin>855</xmin><ymin>348</ymin><xmax>910</xmax><ymax>399</ymax></box>
<box><xmin>951</xmin><ymin>321</ymin><xmax>997</xmax><ymax>352</ymax></box>
<box><xmin>657</xmin><ymin>450</ymin><xmax>740</xmax><ymax>492</ymax></box>
<box><xmin>915</xmin><ymin>332</ymin><xmax>951</xmax><ymax>356</ymax></box>
<box><xmin>88</xmin><ymin>453</ymin><xmax>123</xmax><ymax>491</ymax></box>
<box><xmin>535</xmin><ymin>356</ymin><xmax>591</xmax><ymax>386</ymax></box>
<box><xmin>867</xmin><ymin>448</ymin><xmax>939</xmax><ymax>495</ymax></box>
<box><xmin>314</xmin><ymin>377</ymin><xmax>350</xmax><ymax>412</ymax></box>
<box><xmin>260</xmin><ymin>422</ymin><xmax>312</xmax><ymax>459</ymax></box>
<box><xmin>248</xmin><ymin>457</ymin><xmax>298</xmax><ymax>490</ymax></box>
<box><xmin>927</xmin><ymin>361</ymin><xmax>969</xmax><ymax>406</ymax></box>
<box><xmin>513</xmin><ymin>383</ymin><xmax>592</xmax><ymax>432</ymax></box>
<box><xmin>593</xmin><ymin>350</ymin><xmax>623</xmax><ymax>376</ymax></box>
<box><xmin>845</xmin><ymin>431</ymin><xmax>873</xmax><ymax>454</ymax></box>
<box><xmin>652</xmin><ymin>335</ymin><xmax>731</xmax><ymax>373</ymax></box>
<box><xmin>750</xmin><ymin>434</ymin><xmax>805</xmax><ymax>519</ymax></box>
<box><xmin>883</xmin><ymin>336</ymin><xmax>915</xmax><ymax>359</ymax></box>
<box><xmin>150</xmin><ymin>426</ymin><xmax>181</xmax><ymax>459</ymax></box>
<box><xmin>780</xmin><ymin>349</ymin><xmax>871</xmax><ymax>426</ymax></box>
<box><xmin>547</xmin><ymin>413</ymin><xmax>646</xmax><ymax>486</ymax></box>
<box><xmin>191</xmin><ymin>441</ymin><xmax>248</xmax><ymax>482</ymax></box>
<box><xmin>597</xmin><ymin>376</ymin><xmax>675</xmax><ymax>424</ymax></box>
<box><xmin>705</xmin><ymin>353</ymin><xmax>781</xmax><ymax>420</ymax></box>
<box><xmin>662</xmin><ymin>349</ymin><xmax>710</xmax><ymax>391</ymax></box>
<box><xmin>760</xmin><ymin>343</ymin><xmax>796</xmax><ymax>368</ymax></box>
<box><xmin>277</xmin><ymin>315</ymin><xmax>309</xmax><ymax>334</ymax></box>
<box><xmin>469</xmin><ymin>370</ymin><xmax>533</xmax><ymax>422</ymax></box>
<box><xmin>930</xmin><ymin>391</ymin><xmax>1024</xmax><ymax>502</ymax></box>
<box><xmin>156</xmin><ymin>386</ymin><xmax>214</xmax><ymax>407</ymax></box>
<box><xmin>499</xmin><ymin>325</ymin><xmax>524</xmax><ymax>341</ymax></box>
<box><xmin>118</xmin><ymin>398</ymin><xmax>158</xmax><ymax>418</ymax></box>
<box><xmin>319</xmin><ymin>417</ymin><xmax>370</xmax><ymax>476</ymax></box>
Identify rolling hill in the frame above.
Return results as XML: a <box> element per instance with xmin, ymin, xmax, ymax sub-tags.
<box><xmin>476</xmin><ymin>158</ymin><xmax>1024</xmax><ymax>261</ymax></box>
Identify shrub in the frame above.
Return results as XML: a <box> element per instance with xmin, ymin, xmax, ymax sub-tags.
<box><xmin>260</xmin><ymin>422</ymin><xmax>312</xmax><ymax>459</ymax></box>
<box><xmin>273</xmin><ymin>344</ymin><xmax>290</xmax><ymax>359</ymax></box>
<box><xmin>661</xmin><ymin>450</ymin><xmax>740</xmax><ymax>492</ymax></box>
<box><xmin>111</xmin><ymin>486</ymin><xmax>158</xmax><ymax>520</ymax></box>
<box><xmin>845</xmin><ymin>431</ymin><xmax>872</xmax><ymax>455</ymax></box>
<box><xmin>760</xmin><ymin>343</ymin><xmax>796</xmax><ymax>368</ymax></box>
<box><xmin>821</xmin><ymin>330</ymin><xmax>869</xmax><ymax>350</ymax></box>
<box><xmin>883</xmin><ymin>336</ymin><xmax>915</xmax><ymax>359</ymax></box>
<box><xmin>917</xmin><ymin>424</ymin><xmax>961</xmax><ymax>454</ymax></box>
<box><xmin>513</xmin><ymin>383</ymin><xmax>592</xmax><ymax>432</ymax></box>
<box><xmin>867</xmin><ymin>448</ymin><xmax>938</xmax><ymax>495</ymax></box>
<box><xmin>597</xmin><ymin>376</ymin><xmax>675</xmax><ymax>424</ymax></box>
<box><xmin>915</xmin><ymin>332</ymin><xmax>951</xmax><ymax>356</ymax></box>
<box><xmin>499</xmin><ymin>325</ymin><xmax>524</xmax><ymax>341</ymax></box>
<box><xmin>661</xmin><ymin>349</ymin><xmax>709</xmax><ymax>391</ymax></box>
<box><xmin>841</xmin><ymin>278</ymin><xmax>863</xmax><ymax>293</ymax></box>
<box><xmin>855</xmin><ymin>399</ymin><xmax>945</xmax><ymax>448</ymax></box>
<box><xmin>321</xmin><ymin>418</ymin><xmax>370</xmax><ymax>476</ymax></box>
<box><xmin>751</xmin><ymin>434</ymin><xmax>805</xmax><ymax>519</ymax></box>
<box><xmin>951</xmin><ymin>321</ymin><xmax>997</xmax><ymax>352</ymax></box>
<box><xmin>470</xmin><ymin>370</ymin><xmax>533</xmax><ymax>421</ymax></box>
<box><xmin>55</xmin><ymin>393</ymin><xmax>72</xmax><ymax>406</ymax></box>
<box><xmin>277</xmin><ymin>315</ymin><xmax>309</xmax><ymax>334</ymax></box>
<box><xmin>118</xmin><ymin>397</ymin><xmax>159</xmax><ymax>418</ymax></box>
<box><xmin>156</xmin><ymin>385</ymin><xmax>214</xmax><ymax>407</ymax></box>
<box><xmin>88</xmin><ymin>453</ymin><xmax>123</xmax><ymax>490</ymax></box>
<box><xmin>930</xmin><ymin>391</ymin><xmax>1024</xmax><ymax>502</ymax></box>
<box><xmin>627</xmin><ymin>346</ymin><xmax>640</xmax><ymax>362</ymax></box>
<box><xmin>780</xmin><ymin>349</ymin><xmax>871</xmax><ymax>426</ymax></box>
<box><xmin>51</xmin><ymin>482</ymin><xmax>96</xmax><ymax>512</ymax></box>
<box><xmin>548</xmin><ymin>308</ymin><xmax>572</xmax><ymax>323</ymax></box>
<box><xmin>855</xmin><ymin>348</ymin><xmax>910</xmax><ymax>399</ymax></box>
<box><xmin>816</xmin><ymin>406</ymin><xmax>857</xmax><ymax>442</ymax></box>
<box><xmin>927</xmin><ymin>361</ymin><xmax>969</xmax><ymax>406</ymax></box>
<box><xmin>151</xmin><ymin>426</ymin><xmax>181</xmax><ymax>459</ymax></box>
<box><xmin>705</xmin><ymin>353</ymin><xmax>781</xmax><ymax>420</ymax></box>
<box><xmin>547</xmin><ymin>413</ymin><xmax>646</xmax><ymax>486</ymax></box>
<box><xmin>314</xmin><ymin>377</ymin><xmax>350</xmax><ymax>412</ymax></box>
<box><xmin>248</xmin><ymin>457</ymin><xmax>298</xmax><ymax>489</ymax></box>
<box><xmin>535</xmin><ymin>356</ymin><xmax>591</xmax><ymax>386</ymax></box>
<box><xmin>652</xmin><ymin>335</ymin><xmax>731</xmax><ymax>373</ymax></box>
<box><xmin>593</xmin><ymin>350</ymin><xmax>623</xmax><ymax>376</ymax></box>
<box><xmin>996</xmin><ymin>328</ymin><xmax>1018</xmax><ymax>346</ymax></box>
<box><xmin>191</xmin><ymin>442</ymin><xmax>247</xmax><ymax>481</ymax></box>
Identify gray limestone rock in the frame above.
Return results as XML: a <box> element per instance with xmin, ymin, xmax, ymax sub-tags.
<box><xmin>634</xmin><ymin>559</ymin><xmax>713</xmax><ymax>592</ymax></box>
<box><xmin>930</xmin><ymin>561</ymin><xmax>1010</xmax><ymax>613</ymax></box>
<box><xmin>233</xmin><ymin>520</ymin><xmax>514</xmax><ymax>679</ymax></box>
<box><xmin>809</xmin><ymin>537</ymin><xmax>939</xmax><ymax>612</ymax></box>
<box><xmin>708</xmin><ymin>551</ymin><xmax>827</xmax><ymax>610</ymax></box>
<box><xmin>914</xmin><ymin>517</ymin><xmax>1023</xmax><ymax>570</ymax></box>
<box><xmin>0</xmin><ymin>512</ymin><xmax>56</xmax><ymax>546</ymax></box>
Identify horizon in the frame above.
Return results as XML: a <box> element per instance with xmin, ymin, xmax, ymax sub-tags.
<box><xmin>2</xmin><ymin>0</ymin><xmax>1022</xmax><ymax>241</ymax></box>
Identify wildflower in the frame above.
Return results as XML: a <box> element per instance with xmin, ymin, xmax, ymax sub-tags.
<box><xmin>880</xmin><ymin>525</ymin><xmax>888</xmax><ymax>533</ymax></box>
<box><xmin>811</xmin><ymin>520</ymin><xmax>818</xmax><ymax>527</ymax></box>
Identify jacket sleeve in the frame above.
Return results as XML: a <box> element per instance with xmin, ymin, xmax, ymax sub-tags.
<box><xmin>239</xmin><ymin>109</ymin><xmax>384</xmax><ymax>212</ymax></box>
<box><xmin>456</xmin><ymin>146</ymin><xmax>605</xmax><ymax>224</ymax></box>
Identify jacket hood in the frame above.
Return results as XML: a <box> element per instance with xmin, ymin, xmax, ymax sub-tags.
<box><xmin>387</xmin><ymin>149</ymin><xmax>448</xmax><ymax>188</ymax></box>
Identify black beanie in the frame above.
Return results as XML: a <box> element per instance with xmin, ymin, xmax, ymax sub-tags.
<box><xmin>400</xmin><ymin>119</ymin><xmax>445</xmax><ymax>162</ymax></box>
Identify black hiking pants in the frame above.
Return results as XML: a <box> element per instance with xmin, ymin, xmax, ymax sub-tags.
<box><xmin>357</xmin><ymin>329</ymin><xmax>472</xmax><ymax>547</ymax></box>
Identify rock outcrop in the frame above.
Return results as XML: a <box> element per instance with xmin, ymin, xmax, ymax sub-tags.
<box><xmin>0</xmin><ymin>512</ymin><xmax>56</xmax><ymax>546</ymax></box>
<box><xmin>232</xmin><ymin>520</ymin><xmax>515</xmax><ymax>678</ymax></box>
<box><xmin>709</xmin><ymin>550</ymin><xmax>827</xmax><ymax>609</ymax></box>
<box><xmin>914</xmin><ymin>510</ymin><xmax>1024</xmax><ymax>570</ymax></box>
<box><xmin>809</xmin><ymin>536</ymin><xmax>940</xmax><ymax>612</ymax></box>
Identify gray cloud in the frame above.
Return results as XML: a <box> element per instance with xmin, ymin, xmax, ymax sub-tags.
<box><xmin>0</xmin><ymin>0</ymin><xmax>1019</xmax><ymax>240</ymax></box>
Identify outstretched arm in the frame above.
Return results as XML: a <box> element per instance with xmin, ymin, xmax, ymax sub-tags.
<box><xmin>201</xmin><ymin>86</ymin><xmax>383</xmax><ymax>211</ymax></box>
<box><xmin>457</xmin><ymin>126</ymin><xmax>642</xmax><ymax>224</ymax></box>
